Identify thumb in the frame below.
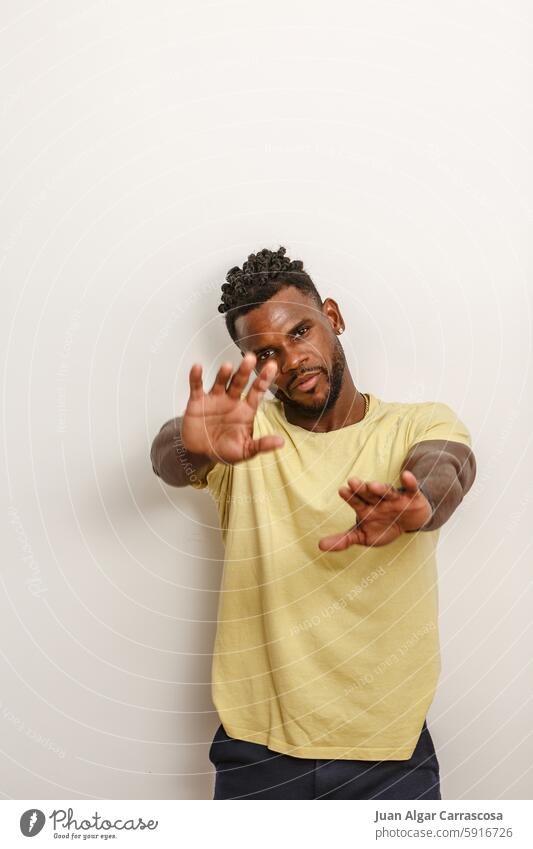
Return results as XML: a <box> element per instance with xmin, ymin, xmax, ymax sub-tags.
<box><xmin>400</xmin><ymin>469</ymin><xmax>419</xmax><ymax>493</ymax></box>
<box><xmin>249</xmin><ymin>435</ymin><xmax>285</xmax><ymax>457</ymax></box>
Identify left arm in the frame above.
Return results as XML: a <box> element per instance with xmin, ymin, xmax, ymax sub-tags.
<box><xmin>400</xmin><ymin>438</ymin><xmax>477</xmax><ymax>532</ymax></box>
<box><xmin>318</xmin><ymin>439</ymin><xmax>477</xmax><ymax>550</ymax></box>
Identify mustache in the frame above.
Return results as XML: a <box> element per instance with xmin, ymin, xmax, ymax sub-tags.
<box><xmin>289</xmin><ymin>367</ymin><xmax>328</xmax><ymax>391</ymax></box>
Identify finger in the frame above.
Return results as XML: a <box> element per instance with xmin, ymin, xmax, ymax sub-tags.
<box><xmin>366</xmin><ymin>481</ymin><xmax>400</xmax><ymax>500</ymax></box>
<box><xmin>209</xmin><ymin>361</ymin><xmax>234</xmax><ymax>395</ymax></box>
<box><xmin>249</xmin><ymin>434</ymin><xmax>285</xmax><ymax>457</ymax></box>
<box><xmin>340</xmin><ymin>491</ymin><xmax>402</xmax><ymax>532</ymax></box>
<box><xmin>339</xmin><ymin>488</ymin><xmax>372</xmax><ymax>515</ymax></box>
<box><xmin>346</xmin><ymin>478</ymin><xmax>382</xmax><ymax>505</ymax></box>
<box><xmin>400</xmin><ymin>469</ymin><xmax>419</xmax><ymax>493</ymax></box>
<box><xmin>347</xmin><ymin>478</ymin><xmax>400</xmax><ymax>506</ymax></box>
<box><xmin>342</xmin><ymin>497</ymin><xmax>386</xmax><ymax>528</ymax></box>
<box><xmin>318</xmin><ymin>527</ymin><xmax>364</xmax><ymax>552</ymax></box>
<box><xmin>245</xmin><ymin>361</ymin><xmax>278</xmax><ymax>412</ymax></box>
<box><xmin>188</xmin><ymin>363</ymin><xmax>205</xmax><ymax>401</ymax></box>
<box><xmin>226</xmin><ymin>352</ymin><xmax>256</xmax><ymax>400</ymax></box>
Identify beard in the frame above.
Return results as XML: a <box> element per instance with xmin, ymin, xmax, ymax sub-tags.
<box><xmin>272</xmin><ymin>339</ymin><xmax>346</xmax><ymax>418</ymax></box>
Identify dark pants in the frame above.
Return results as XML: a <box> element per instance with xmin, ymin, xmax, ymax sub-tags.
<box><xmin>209</xmin><ymin>720</ymin><xmax>441</xmax><ymax>800</ymax></box>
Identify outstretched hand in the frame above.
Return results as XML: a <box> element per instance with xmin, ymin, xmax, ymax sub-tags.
<box><xmin>181</xmin><ymin>352</ymin><xmax>285</xmax><ymax>465</ymax></box>
<box><xmin>318</xmin><ymin>469</ymin><xmax>434</xmax><ymax>550</ymax></box>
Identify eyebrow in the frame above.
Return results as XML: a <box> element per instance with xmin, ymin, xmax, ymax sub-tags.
<box><xmin>252</xmin><ymin>318</ymin><xmax>313</xmax><ymax>356</ymax></box>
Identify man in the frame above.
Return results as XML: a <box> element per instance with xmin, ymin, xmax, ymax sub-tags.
<box><xmin>150</xmin><ymin>246</ymin><xmax>476</xmax><ymax>800</ymax></box>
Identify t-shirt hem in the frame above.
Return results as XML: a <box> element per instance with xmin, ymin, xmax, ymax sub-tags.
<box><xmin>220</xmin><ymin>721</ymin><xmax>417</xmax><ymax>761</ymax></box>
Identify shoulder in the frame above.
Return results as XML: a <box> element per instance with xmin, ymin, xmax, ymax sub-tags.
<box><xmin>251</xmin><ymin>396</ymin><xmax>284</xmax><ymax>434</ymax></box>
<box><xmin>368</xmin><ymin>394</ymin><xmax>472</xmax><ymax>452</ymax></box>
<box><xmin>238</xmin><ymin>391</ymin><xmax>280</xmax><ymax>420</ymax></box>
<box><xmin>374</xmin><ymin>396</ymin><xmax>458</xmax><ymax>418</ymax></box>
<box><xmin>403</xmin><ymin>399</ymin><xmax>472</xmax><ymax>448</ymax></box>
<box><xmin>256</xmin><ymin>396</ymin><xmax>282</xmax><ymax>420</ymax></box>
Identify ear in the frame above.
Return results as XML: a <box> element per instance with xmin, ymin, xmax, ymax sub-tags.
<box><xmin>321</xmin><ymin>296</ymin><xmax>344</xmax><ymax>334</ymax></box>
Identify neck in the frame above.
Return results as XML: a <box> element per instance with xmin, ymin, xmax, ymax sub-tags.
<box><xmin>282</xmin><ymin>370</ymin><xmax>367</xmax><ymax>433</ymax></box>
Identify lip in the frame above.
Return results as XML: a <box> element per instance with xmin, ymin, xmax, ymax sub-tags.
<box><xmin>292</xmin><ymin>371</ymin><xmax>321</xmax><ymax>392</ymax></box>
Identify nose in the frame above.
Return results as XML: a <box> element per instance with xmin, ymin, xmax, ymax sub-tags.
<box><xmin>280</xmin><ymin>346</ymin><xmax>309</xmax><ymax>378</ymax></box>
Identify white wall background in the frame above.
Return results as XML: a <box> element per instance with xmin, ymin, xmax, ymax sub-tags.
<box><xmin>1</xmin><ymin>0</ymin><xmax>531</xmax><ymax>800</ymax></box>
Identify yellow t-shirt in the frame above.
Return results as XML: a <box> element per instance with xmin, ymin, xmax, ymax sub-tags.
<box><xmin>193</xmin><ymin>392</ymin><xmax>472</xmax><ymax>760</ymax></box>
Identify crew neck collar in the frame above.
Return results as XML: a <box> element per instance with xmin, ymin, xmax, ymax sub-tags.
<box><xmin>277</xmin><ymin>392</ymin><xmax>379</xmax><ymax>435</ymax></box>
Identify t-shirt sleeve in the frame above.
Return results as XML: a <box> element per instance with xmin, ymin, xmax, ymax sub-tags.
<box><xmin>189</xmin><ymin>461</ymin><xmax>233</xmax><ymax>532</ymax></box>
<box><xmin>407</xmin><ymin>401</ymin><xmax>472</xmax><ymax>451</ymax></box>
<box><xmin>189</xmin><ymin>460</ymin><xmax>226</xmax><ymax>493</ymax></box>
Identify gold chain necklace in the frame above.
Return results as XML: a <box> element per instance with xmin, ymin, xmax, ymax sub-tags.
<box><xmin>362</xmin><ymin>392</ymin><xmax>369</xmax><ymax>418</ymax></box>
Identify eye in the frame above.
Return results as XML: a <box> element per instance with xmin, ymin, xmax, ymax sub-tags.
<box><xmin>257</xmin><ymin>327</ymin><xmax>309</xmax><ymax>361</ymax></box>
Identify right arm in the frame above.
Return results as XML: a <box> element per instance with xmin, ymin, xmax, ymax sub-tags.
<box><xmin>150</xmin><ymin>353</ymin><xmax>284</xmax><ymax>489</ymax></box>
<box><xmin>150</xmin><ymin>416</ymin><xmax>216</xmax><ymax>488</ymax></box>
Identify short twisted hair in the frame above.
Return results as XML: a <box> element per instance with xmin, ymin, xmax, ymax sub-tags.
<box><xmin>218</xmin><ymin>246</ymin><xmax>323</xmax><ymax>343</ymax></box>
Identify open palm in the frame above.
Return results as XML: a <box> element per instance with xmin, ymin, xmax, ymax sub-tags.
<box><xmin>318</xmin><ymin>470</ymin><xmax>433</xmax><ymax>550</ymax></box>
<box><xmin>181</xmin><ymin>352</ymin><xmax>285</xmax><ymax>465</ymax></box>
